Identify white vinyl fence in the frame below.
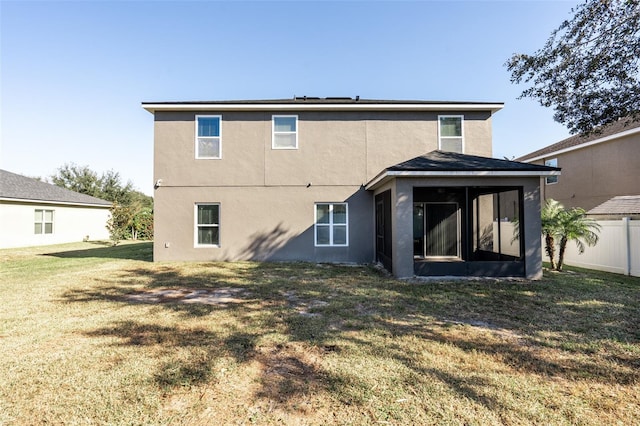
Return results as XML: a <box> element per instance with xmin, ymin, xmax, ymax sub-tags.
<box><xmin>551</xmin><ymin>218</ymin><xmax>640</xmax><ymax>277</ymax></box>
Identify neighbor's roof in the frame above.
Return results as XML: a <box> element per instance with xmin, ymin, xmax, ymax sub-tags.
<box><xmin>588</xmin><ymin>195</ymin><xmax>640</xmax><ymax>216</ymax></box>
<box><xmin>365</xmin><ymin>150</ymin><xmax>560</xmax><ymax>190</ymax></box>
<box><xmin>517</xmin><ymin>116</ymin><xmax>640</xmax><ymax>162</ymax></box>
<box><xmin>142</xmin><ymin>97</ymin><xmax>504</xmax><ymax>113</ymax></box>
<box><xmin>0</xmin><ymin>169</ymin><xmax>112</xmax><ymax>207</ymax></box>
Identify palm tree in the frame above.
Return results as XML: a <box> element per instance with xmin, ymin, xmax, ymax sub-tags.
<box><xmin>541</xmin><ymin>199</ymin><xmax>564</xmax><ymax>270</ymax></box>
<box><xmin>556</xmin><ymin>207</ymin><xmax>601</xmax><ymax>271</ymax></box>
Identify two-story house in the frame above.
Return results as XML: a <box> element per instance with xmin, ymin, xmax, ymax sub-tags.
<box><xmin>516</xmin><ymin>117</ymin><xmax>640</xmax><ymax>211</ymax></box>
<box><xmin>143</xmin><ymin>98</ymin><xmax>558</xmax><ymax>279</ymax></box>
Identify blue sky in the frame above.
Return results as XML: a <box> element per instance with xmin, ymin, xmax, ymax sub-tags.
<box><xmin>1</xmin><ymin>0</ymin><xmax>577</xmax><ymax>195</ymax></box>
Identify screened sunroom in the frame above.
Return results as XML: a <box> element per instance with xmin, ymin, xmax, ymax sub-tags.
<box><xmin>366</xmin><ymin>151</ymin><xmax>560</xmax><ymax>279</ymax></box>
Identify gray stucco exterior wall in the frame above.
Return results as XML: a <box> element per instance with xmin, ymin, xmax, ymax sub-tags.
<box><xmin>152</xmin><ymin>108</ymin><xmax>494</xmax><ymax>265</ymax></box>
<box><xmin>154</xmin><ymin>185</ymin><xmax>374</xmax><ymax>263</ymax></box>
<box><xmin>522</xmin><ymin>178</ymin><xmax>544</xmax><ymax>280</ymax></box>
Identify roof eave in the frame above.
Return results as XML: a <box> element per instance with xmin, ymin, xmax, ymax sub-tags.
<box><xmin>0</xmin><ymin>197</ymin><xmax>112</xmax><ymax>208</ymax></box>
<box><xmin>519</xmin><ymin>125</ymin><xmax>640</xmax><ymax>163</ymax></box>
<box><xmin>142</xmin><ymin>102</ymin><xmax>504</xmax><ymax>114</ymax></box>
<box><xmin>365</xmin><ymin>170</ymin><xmax>560</xmax><ymax>191</ymax></box>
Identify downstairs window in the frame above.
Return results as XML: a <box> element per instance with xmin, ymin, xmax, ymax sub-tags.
<box><xmin>195</xmin><ymin>203</ymin><xmax>220</xmax><ymax>246</ymax></box>
<box><xmin>315</xmin><ymin>203</ymin><xmax>348</xmax><ymax>246</ymax></box>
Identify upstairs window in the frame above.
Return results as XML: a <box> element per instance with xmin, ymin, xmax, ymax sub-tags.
<box><xmin>315</xmin><ymin>203</ymin><xmax>348</xmax><ymax>246</ymax></box>
<box><xmin>35</xmin><ymin>209</ymin><xmax>54</xmax><ymax>234</ymax></box>
<box><xmin>196</xmin><ymin>115</ymin><xmax>222</xmax><ymax>159</ymax></box>
<box><xmin>545</xmin><ymin>158</ymin><xmax>558</xmax><ymax>184</ymax></box>
<box><xmin>195</xmin><ymin>203</ymin><xmax>220</xmax><ymax>246</ymax></box>
<box><xmin>438</xmin><ymin>115</ymin><xmax>464</xmax><ymax>153</ymax></box>
<box><xmin>272</xmin><ymin>115</ymin><xmax>298</xmax><ymax>149</ymax></box>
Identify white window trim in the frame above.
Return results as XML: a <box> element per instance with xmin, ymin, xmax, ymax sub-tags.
<box><xmin>195</xmin><ymin>115</ymin><xmax>222</xmax><ymax>159</ymax></box>
<box><xmin>438</xmin><ymin>115</ymin><xmax>465</xmax><ymax>153</ymax></box>
<box><xmin>314</xmin><ymin>203</ymin><xmax>348</xmax><ymax>247</ymax></box>
<box><xmin>194</xmin><ymin>203</ymin><xmax>220</xmax><ymax>248</ymax></box>
<box><xmin>545</xmin><ymin>158</ymin><xmax>558</xmax><ymax>185</ymax></box>
<box><xmin>272</xmin><ymin>115</ymin><xmax>298</xmax><ymax>150</ymax></box>
<box><xmin>35</xmin><ymin>209</ymin><xmax>54</xmax><ymax>235</ymax></box>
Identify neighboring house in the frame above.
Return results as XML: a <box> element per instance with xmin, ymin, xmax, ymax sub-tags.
<box><xmin>516</xmin><ymin>117</ymin><xmax>640</xmax><ymax>211</ymax></box>
<box><xmin>142</xmin><ymin>97</ymin><xmax>558</xmax><ymax>279</ymax></box>
<box><xmin>0</xmin><ymin>170</ymin><xmax>112</xmax><ymax>248</ymax></box>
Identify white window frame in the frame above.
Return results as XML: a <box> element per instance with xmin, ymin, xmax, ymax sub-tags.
<box><xmin>314</xmin><ymin>203</ymin><xmax>348</xmax><ymax>247</ymax></box>
<box><xmin>272</xmin><ymin>115</ymin><xmax>298</xmax><ymax>150</ymax></box>
<box><xmin>545</xmin><ymin>158</ymin><xmax>558</xmax><ymax>185</ymax></box>
<box><xmin>438</xmin><ymin>115</ymin><xmax>465</xmax><ymax>153</ymax></box>
<box><xmin>195</xmin><ymin>115</ymin><xmax>222</xmax><ymax>159</ymax></box>
<box><xmin>194</xmin><ymin>203</ymin><xmax>220</xmax><ymax>247</ymax></box>
<box><xmin>34</xmin><ymin>209</ymin><xmax>54</xmax><ymax>234</ymax></box>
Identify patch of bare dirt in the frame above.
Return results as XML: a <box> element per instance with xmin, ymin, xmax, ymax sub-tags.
<box><xmin>254</xmin><ymin>342</ymin><xmax>327</xmax><ymax>406</ymax></box>
<box><xmin>282</xmin><ymin>290</ymin><xmax>329</xmax><ymax>317</ymax></box>
<box><xmin>124</xmin><ymin>287</ymin><xmax>248</xmax><ymax>305</ymax></box>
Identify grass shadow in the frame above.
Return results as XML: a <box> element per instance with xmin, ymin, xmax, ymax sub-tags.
<box><xmin>59</xmin><ymin>260</ymin><xmax>640</xmax><ymax>417</ymax></box>
<box><xmin>85</xmin><ymin>320</ymin><xmax>222</xmax><ymax>388</ymax></box>
<box><xmin>45</xmin><ymin>241</ymin><xmax>153</xmax><ymax>262</ymax></box>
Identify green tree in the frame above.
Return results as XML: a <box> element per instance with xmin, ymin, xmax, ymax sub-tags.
<box><xmin>106</xmin><ymin>203</ymin><xmax>134</xmax><ymax>246</ymax></box>
<box><xmin>125</xmin><ymin>191</ymin><xmax>153</xmax><ymax>241</ymax></box>
<box><xmin>128</xmin><ymin>190</ymin><xmax>153</xmax><ymax>211</ymax></box>
<box><xmin>541</xmin><ymin>199</ymin><xmax>601</xmax><ymax>271</ymax></box>
<box><xmin>51</xmin><ymin>164</ymin><xmax>101</xmax><ymax>197</ymax></box>
<box><xmin>541</xmin><ymin>199</ymin><xmax>564</xmax><ymax>270</ymax></box>
<box><xmin>556</xmin><ymin>208</ymin><xmax>601</xmax><ymax>271</ymax></box>
<box><xmin>99</xmin><ymin>169</ymin><xmax>134</xmax><ymax>205</ymax></box>
<box><xmin>131</xmin><ymin>206</ymin><xmax>154</xmax><ymax>240</ymax></box>
<box><xmin>51</xmin><ymin>163</ymin><xmax>140</xmax><ymax>204</ymax></box>
<box><xmin>506</xmin><ymin>0</ymin><xmax>640</xmax><ymax>134</ymax></box>
<box><xmin>51</xmin><ymin>164</ymin><xmax>154</xmax><ymax>243</ymax></box>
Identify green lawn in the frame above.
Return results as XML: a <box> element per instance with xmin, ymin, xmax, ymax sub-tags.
<box><xmin>1</xmin><ymin>241</ymin><xmax>638</xmax><ymax>425</ymax></box>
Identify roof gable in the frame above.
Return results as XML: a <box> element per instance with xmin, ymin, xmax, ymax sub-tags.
<box><xmin>0</xmin><ymin>169</ymin><xmax>112</xmax><ymax>207</ymax></box>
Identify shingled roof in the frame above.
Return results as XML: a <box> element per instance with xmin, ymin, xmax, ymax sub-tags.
<box><xmin>0</xmin><ymin>169</ymin><xmax>111</xmax><ymax>207</ymax></box>
<box><xmin>588</xmin><ymin>195</ymin><xmax>640</xmax><ymax>216</ymax></box>
<box><xmin>517</xmin><ymin>116</ymin><xmax>640</xmax><ymax>162</ymax></box>
<box><xmin>388</xmin><ymin>150</ymin><xmax>559</xmax><ymax>172</ymax></box>
<box><xmin>366</xmin><ymin>150</ymin><xmax>560</xmax><ymax>190</ymax></box>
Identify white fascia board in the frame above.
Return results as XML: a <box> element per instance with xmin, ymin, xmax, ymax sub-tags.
<box><xmin>365</xmin><ymin>170</ymin><xmax>560</xmax><ymax>190</ymax></box>
<box><xmin>142</xmin><ymin>103</ymin><xmax>504</xmax><ymax>114</ymax></box>
<box><xmin>522</xmin><ymin>126</ymin><xmax>640</xmax><ymax>163</ymax></box>
<box><xmin>0</xmin><ymin>197</ymin><xmax>112</xmax><ymax>208</ymax></box>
